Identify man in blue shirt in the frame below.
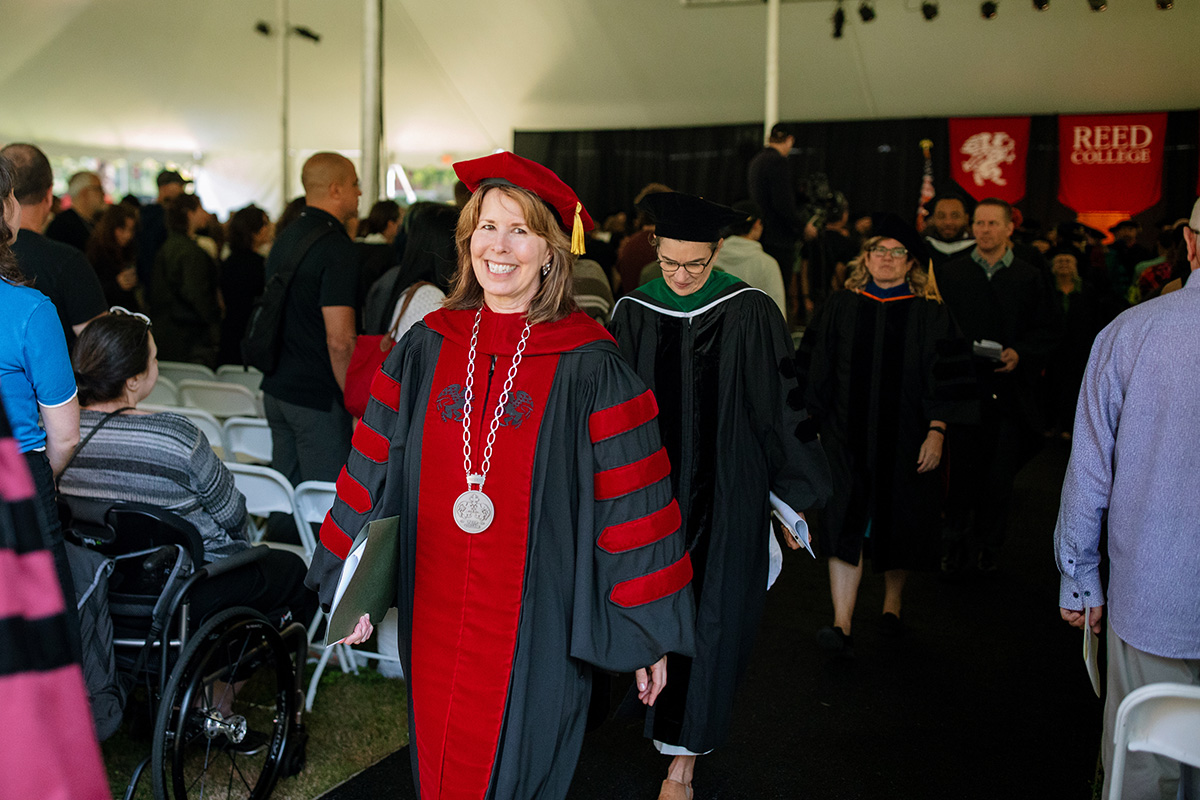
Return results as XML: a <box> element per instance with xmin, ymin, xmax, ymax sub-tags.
<box><xmin>1055</xmin><ymin>200</ymin><xmax>1200</xmax><ymax>800</ymax></box>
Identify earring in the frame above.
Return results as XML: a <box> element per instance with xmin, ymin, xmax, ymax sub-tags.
<box><xmin>541</xmin><ymin>262</ymin><xmax>551</xmax><ymax>277</ymax></box>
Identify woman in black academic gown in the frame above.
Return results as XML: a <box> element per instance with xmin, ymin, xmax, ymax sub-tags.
<box><xmin>796</xmin><ymin>214</ymin><xmax>976</xmax><ymax>655</ymax></box>
<box><xmin>609</xmin><ymin>192</ymin><xmax>832</xmax><ymax>800</ymax></box>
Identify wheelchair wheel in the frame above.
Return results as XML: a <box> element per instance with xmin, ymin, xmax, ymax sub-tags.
<box><xmin>151</xmin><ymin>606</ymin><xmax>295</xmax><ymax>800</ymax></box>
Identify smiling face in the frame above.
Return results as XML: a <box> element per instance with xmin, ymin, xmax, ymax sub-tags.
<box><xmin>864</xmin><ymin>237</ymin><xmax>912</xmax><ymax>289</ymax></box>
<box><xmin>657</xmin><ymin>237</ymin><xmax>718</xmax><ymax>297</ymax></box>
<box><xmin>469</xmin><ymin>188</ymin><xmax>552</xmax><ymax>314</ymax></box>
<box><xmin>1050</xmin><ymin>253</ymin><xmax>1079</xmax><ymax>280</ymax></box>
<box><xmin>931</xmin><ymin>198</ymin><xmax>968</xmax><ymax>241</ymax></box>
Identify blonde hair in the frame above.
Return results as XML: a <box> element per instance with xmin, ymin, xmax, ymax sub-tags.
<box><xmin>844</xmin><ymin>235</ymin><xmax>930</xmax><ymax>297</ymax></box>
<box><xmin>443</xmin><ymin>185</ymin><xmax>579</xmax><ymax>325</ymax></box>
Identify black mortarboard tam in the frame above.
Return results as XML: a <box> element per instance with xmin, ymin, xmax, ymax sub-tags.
<box><xmin>636</xmin><ymin>192</ymin><xmax>750</xmax><ymax>243</ymax></box>
<box><xmin>870</xmin><ymin>212</ymin><xmax>930</xmax><ymax>266</ymax></box>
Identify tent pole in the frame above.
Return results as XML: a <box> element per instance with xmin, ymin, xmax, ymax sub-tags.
<box><xmin>278</xmin><ymin>0</ymin><xmax>290</xmax><ymax>206</ymax></box>
<box><xmin>360</xmin><ymin>0</ymin><xmax>383</xmax><ymax>213</ymax></box>
<box><xmin>764</xmin><ymin>0</ymin><xmax>780</xmax><ymax>139</ymax></box>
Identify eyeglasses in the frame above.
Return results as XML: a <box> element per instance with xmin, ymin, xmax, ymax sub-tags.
<box><xmin>869</xmin><ymin>246</ymin><xmax>909</xmax><ymax>260</ymax></box>
<box><xmin>658</xmin><ymin>250</ymin><xmax>716</xmax><ymax>275</ymax></box>
<box><xmin>109</xmin><ymin>305</ymin><xmax>151</xmax><ymax>326</ymax></box>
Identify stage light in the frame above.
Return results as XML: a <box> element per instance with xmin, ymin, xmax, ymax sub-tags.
<box><xmin>981</xmin><ymin>1</ymin><xmax>998</xmax><ymax>18</ymax></box>
<box><xmin>922</xmin><ymin>2</ymin><xmax>939</xmax><ymax>20</ymax></box>
<box><xmin>1087</xmin><ymin>0</ymin><xmax>1106</xmax><ymax>10</ymax></box>
<box><xmin>858</xmin><ymin>2</ymin><xmax>876</xmax><ymax>22</ymax></box>
<box><xmin>833</xmin><ymin>2</ymin><xmax>846</xmax><ymax>38</ymax></box>
<box><xmin>1032</xmin><ymin>0</ymin><xmax>1049</xmax><ymax>9</ymax></box>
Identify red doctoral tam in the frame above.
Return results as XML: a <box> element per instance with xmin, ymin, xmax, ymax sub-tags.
<box><xmin>454</xmin><ymin>151</ymin><xmax>593</xmax><ymax>254</ymax></box>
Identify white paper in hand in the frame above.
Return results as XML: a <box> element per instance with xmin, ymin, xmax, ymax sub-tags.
<box><xmin>1083</xmin><ymin>607</ymin><xmax>1101</xmax><ymax>698</ymax></box>
<box><xmin>326</xmin><ymin>537</ymin><xmax>367</xmax><ymax>645</ymax></box>
<box><xmin>769</xmin><ymin>491</ymin><xmax>814</xmax><ymax>558</ymax></box>
<box><xmin>767</xmin><ymin>522</ymin><xmax>783</xmax><ymax>590</ymax></box>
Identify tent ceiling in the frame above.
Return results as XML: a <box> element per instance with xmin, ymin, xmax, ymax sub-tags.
<box><xmin>1</xmin><ymin>0</ymin><xmax>1196</xmax><ymax>164</ymax></box>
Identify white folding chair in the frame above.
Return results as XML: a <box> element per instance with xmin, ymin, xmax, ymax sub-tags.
<box><xmin>295</xmin><ymin>480</ymin><xmax>377</xmax><ymax>710</ymax></box>
<box><xmin>143</xmin><ymin>375</ymin><xmax>180</xmax><ymax>407</ymax></box>
<box><xmin>141</xmin><ymin>404</ymin><xmax>227</xmax><ymax>456</ymax></box>
<box><xmin>223</xmin><ymin>416</ymin><xmax>272</xmax><ymax>464</ymax></box>
<box><xmin>215</xmin><ymin>364</ymin><xmax>264</xmax><ymax>393</ymax></box>
<box><xmin>156</xmin><ymin>360</ymin><xmax>216</xmax><ymax>385</ymax></box>
<box><xmin>178</xmin><ymin>379</ymin><xmax>261</xmax><ymax>419</ymax></box>
<box><xmin>1107</xmin><ymin>682</ymin><xmax>1200</xmax><ymax>800</ymax></box>
<box><xmin>224</xmin><ymin>462</ymin><xmax>296</xmax><ymax>546</ymax></box>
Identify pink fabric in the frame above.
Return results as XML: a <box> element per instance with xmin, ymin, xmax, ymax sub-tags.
<box><xmin>0</xmin><ymin>549</ymin><xmax>65</xmax><ymax>618</ymax></box>
<box><xmin>0</xmin><ymin>666</ymin><xmax>112</xmax><ymax>800</ymax></box>
<box><xmin>0</xmin><ymin>439</ymin><xmax>35</xmax><ymax>502</ymax></box>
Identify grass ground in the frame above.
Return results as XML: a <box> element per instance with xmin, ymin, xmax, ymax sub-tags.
<box><xmin>102</xmin><ymin>664</ymin><xmax>409</xmax><ymax>800</ymax></box>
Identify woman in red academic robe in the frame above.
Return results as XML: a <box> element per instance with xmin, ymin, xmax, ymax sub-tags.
<box><xmin>307</xmin><ymin>152</ymin><xmax>696</xmax><ymax>800</ymax></box>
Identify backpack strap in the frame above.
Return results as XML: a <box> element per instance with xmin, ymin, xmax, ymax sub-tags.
<box><xmin>58</xmin><ymin>407</ymin><xmax>134</xmax><ymax>478</ymax></box>
<box><xmin>273</xmin><ymin>215</ymin><xmax>340</xmax><ymax>292</ymax></box>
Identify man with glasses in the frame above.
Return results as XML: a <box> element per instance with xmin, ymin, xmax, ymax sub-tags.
<box><xmin>609</xmin><ymin>191</ymin><xmax>831</xmax><ymax>800</ymax></box>
<box><xmin>935</xmin><ymin>197</ymin><xmax>1061</xmax><ymax>576</ymax></box>
<box><xmin>46</xmin><ymin>171</ymin><xmax>105</xmax><ymax>252</ymax></box>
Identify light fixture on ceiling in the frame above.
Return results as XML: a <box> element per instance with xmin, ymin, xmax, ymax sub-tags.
<box><xmin>1032</xmin><ymin>0</ymin><xmax>1049</xmax><ymax>9</ymax></box>
<box><xmin>858</xmin><ymin>1</ymin><xmax>876</xmax><ymax>22</ymax></box>
<box><xmin>921</xmin><ymin>2</ymin><xmax>939</xmax><ymax>20</ymax></box>
<box><xmin>981</xmin><ymin>1</ymin><xmax>998</xmax><ymax>18</ymax></box>
<box><xmin>833</xmin><ymin>1</ymin><xmax>846</xmax><ymax>38</ymax></box>
<box><xmin>1086</xmin><ymin>0</ymin><xmax>1106</xmax><ymax>9</ymax></box>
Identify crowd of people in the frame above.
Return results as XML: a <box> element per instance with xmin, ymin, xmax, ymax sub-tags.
<box><xmin>1</xmin><ymin>129</ymin><xmax>1197</xmax><ymax>800</ymax></box>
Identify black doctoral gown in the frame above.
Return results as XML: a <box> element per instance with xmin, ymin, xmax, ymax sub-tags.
<box><xmin>795</xmin><ymin>288</ymin><xmax>977</xmax><ymax>572</ymax></box>
<box><xmin>609</xmin><ymin>275</ymin><xmax>832</xmax><ymax>754</ymax></box>
<box><xmin>306</xmin><ymin>307</ymin><xmax>696</xmax><ymax>800</ymax></box>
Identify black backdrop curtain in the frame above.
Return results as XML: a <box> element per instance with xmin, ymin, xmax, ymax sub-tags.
<box><xmin>514</xmin><ymin>109</ymin><xmax>1198</xmax><ymax>234</ymax></box>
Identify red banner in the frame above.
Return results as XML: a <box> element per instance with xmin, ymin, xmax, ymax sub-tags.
<box><xmin>1058</xmin><ymin>112</ymin><xmax>1167</xmax><ymax>215</ymax></box>
<box><xmin>949</xmin><ymin>116</ymin><xmax>1031</xmax><ymax>204</ymax></box>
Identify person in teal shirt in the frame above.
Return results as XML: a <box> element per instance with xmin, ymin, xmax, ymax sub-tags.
<box><xmin>609</xmin><ymin>191</ymin><xmax>832</xmax><ymax>800</ymax></box>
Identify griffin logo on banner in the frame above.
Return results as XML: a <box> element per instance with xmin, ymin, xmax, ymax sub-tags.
<box><xmin>948</xmin><ymin>116</ymin><xmax>1031</xmax><ymax>204</ymax></box>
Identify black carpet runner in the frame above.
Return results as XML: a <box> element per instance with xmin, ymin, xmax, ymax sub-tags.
<box><xmin>319</xmin><ymin>442</ymin><xmax>1101</xmax><ymax>800</ymax></box>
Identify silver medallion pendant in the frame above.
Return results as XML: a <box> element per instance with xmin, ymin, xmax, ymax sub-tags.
<box><xmin>453</xmin><ymin>489</ymin><xmax>494</xmax><ymax>534</ymax></box>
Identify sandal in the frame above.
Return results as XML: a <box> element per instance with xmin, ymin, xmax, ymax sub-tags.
<box><xmin>657</xmin><ymin>778</ymin><xmax>694</xmax><ymax>800</ymax></box>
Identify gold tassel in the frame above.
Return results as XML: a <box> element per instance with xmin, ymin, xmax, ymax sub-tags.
<box><xmin>925</xmin><ymin>259</ymin><xmax>944</xmax><ymax>304</ymax></box>
<box><xmin>570</xmin><ymin>202</ymin><xmax>586</xmax><ymax>255</ymax></box>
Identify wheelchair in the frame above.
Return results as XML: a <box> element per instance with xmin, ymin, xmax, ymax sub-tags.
<box><xmin>62</xmin><ymin>498</ymin><xmax>309</xmax><ymax>800</ymax></box>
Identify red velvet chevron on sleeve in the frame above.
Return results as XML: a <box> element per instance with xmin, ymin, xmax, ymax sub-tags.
<box><xmin>597</xmin><ymin>500</ymin><xmax>681</xmax><ymax>554</ymax></box>
<box><xmin>594</xmin><ymin>447</ymin><xmax>671</xmax><ymax>500</ymax></box>
<box><xmin>609</xmin><ymin>554</ymin><xmax>693</xmax><ymax>608</ymax></box>
<box><xmin>351</xmin><ymin>421</ymin><xmax>390</xmax><ymax>463</ymax></box>
<box><xmin>319</xmin><ymin>512</ymin><xmax>354</xmax><ymax>559</ymax></box>
<box><xmin>335</xmin><ymin>466</ymin><xmax>372</xmax><ymax>514</ymax></box>
<box><xmin>370</xmin><ymin>369</ymin><xmax>402</xmax><ymax>412</ymax></box>
<box><xmin>589</xmin><ymin>389</ymin><xmax>658</xmax><ymax>443</ymax></box>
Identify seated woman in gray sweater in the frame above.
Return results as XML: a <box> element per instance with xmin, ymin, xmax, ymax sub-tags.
<box><xmin>59</xmin><ymin>310</ymin><xmax>316</xmax><ymax>626</ymax></box>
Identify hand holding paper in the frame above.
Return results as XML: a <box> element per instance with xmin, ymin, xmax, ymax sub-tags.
<box><xmin>769</xmin><ymin>491</ymin><xmax>814</xmax><ymax>558</ymax></box>
<box><xmin>324</xmin><ymin>516</ymin><xmax>401</xmax><ymax>647</ymax></box>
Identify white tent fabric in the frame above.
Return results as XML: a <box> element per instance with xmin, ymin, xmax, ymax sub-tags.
<box><xmin>2</xmin><ymin>0</ymin><xmax>1196</xmax><ymax>216</ymax></box>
